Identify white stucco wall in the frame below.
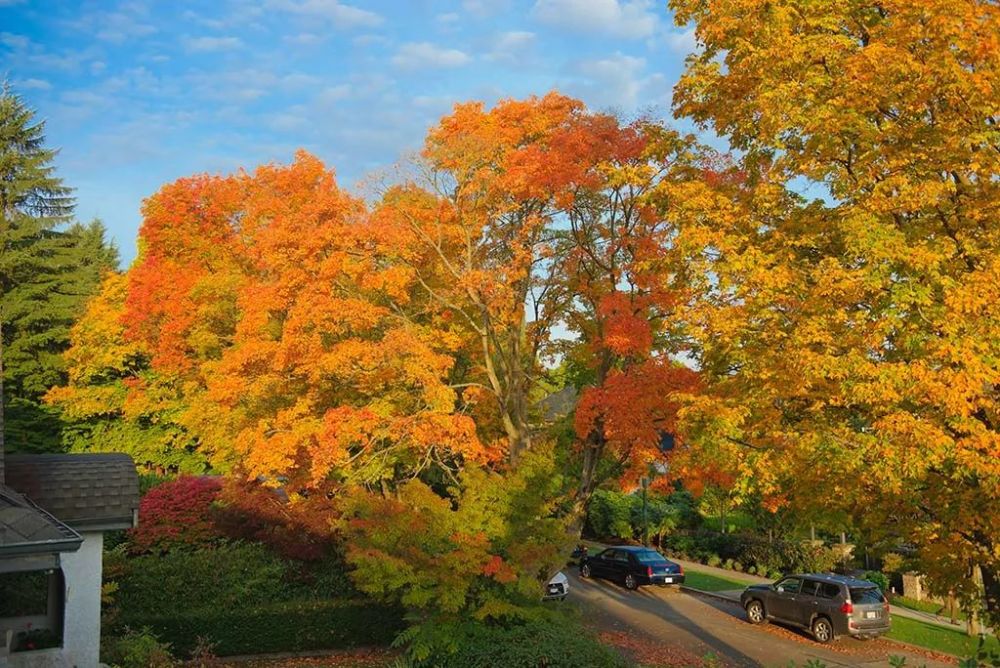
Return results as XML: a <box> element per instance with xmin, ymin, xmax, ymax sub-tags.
<box><xmin>57</xmin><ymin>532</ymin><xmax>103</xmax><ymax>668</ymax></box>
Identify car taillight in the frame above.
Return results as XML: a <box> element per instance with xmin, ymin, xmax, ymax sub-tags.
<box><xmin>679</xmin><ymin>564</ymin><xmax>684</xmax><ymax>574</ymax></box>
<box><xmin>841</xmin><ymin>601</ymin><xmax>854</xmax><ymax>614</ymax></box>
<box><xmin>883</xmin><ymin>600</ymin><xmax>890</xmax><ymax>612</ymax></box>
<box><xmin>647</xmin><ymin>566</ymin><xmax>653</xmax><ymax>577</ymax></box>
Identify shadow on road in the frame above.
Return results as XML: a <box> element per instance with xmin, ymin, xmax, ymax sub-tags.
<box><xmin>571</xmin><ymin>573</ymin><xmax>763</xmax><ymax>667</ymax></box>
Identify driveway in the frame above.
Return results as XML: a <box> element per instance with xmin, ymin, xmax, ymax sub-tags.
<box><xmin>567</xmin><ymin>571</ymin><xmax>956</xmax><ymax>667</ymax></box>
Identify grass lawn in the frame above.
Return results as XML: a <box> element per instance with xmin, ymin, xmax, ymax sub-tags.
<box><xmin>886</xmin><ymin>615</ymin><xmax>999</xmax><ymax>658</ymax></box>
<box><xmin>683</xmin><ymin>569</ymin><xmax>748</xmax><ymax>592</ymax></box>
<box><xmin>891</xmin><ymin>595</ymin><xmax>967</xmax><ymax>622</ymax></box>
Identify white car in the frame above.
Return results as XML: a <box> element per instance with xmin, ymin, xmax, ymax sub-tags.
<box><xmin>544</xmin><ymin>571</ymin><xmax>569</xmax><ymax>601</ymax></box>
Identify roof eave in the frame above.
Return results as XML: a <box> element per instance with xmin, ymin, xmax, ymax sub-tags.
<box><xmin>0</xmin><ymin>535</ymin><xmax>83</xmax><ymax>558</ymax></box>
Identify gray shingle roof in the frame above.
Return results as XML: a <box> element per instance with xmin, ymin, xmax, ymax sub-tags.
<box><xmin>0</xmin><ymin>484</ymin><xmax>82</xmax><ymax>556</ymax></box>
<box><xmin>4</xmin><ymin>453</ymin><xmax>140</xmax><ymax>531</ymax></box>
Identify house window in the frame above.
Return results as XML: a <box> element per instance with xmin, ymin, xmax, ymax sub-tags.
<box><xmin>0</xmin><ymin>569</ymin><xmax>64</xmax><ymax>652</ymax></box>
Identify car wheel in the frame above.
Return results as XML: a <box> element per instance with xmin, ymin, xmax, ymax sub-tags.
<box><xmin>812</xmin><ymin>617</ymin><xmax>834</xmax><ymax>644</ymax></box>
<box><xmin>581</xmin><ymin>564</ymin><xmax>591</xmax><ymax>578</ymax></box>
<box><xmin>624</xmin><ymin>574</ymin><xmax>638</xmax><ymax>590</ymax></box>
<box><xmin>745</xmin><ymin>599</ymin><xmax>766</xmax><ymax>624</ymax></box>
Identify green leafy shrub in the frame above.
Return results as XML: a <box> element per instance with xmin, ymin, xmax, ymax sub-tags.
<box><xmin>747</xmin><ymin>565</ymin><xmax>757</xmax><ymax>575</ymax></box>
<box><xmin>732</xmin><ymin>561</ymin><xmax>743</xmax><ymax>571</ymax></box>
<box><xmin>420</xmin><ymin>617</ymin><xmax>627</xmax><ymax>668</ymax></box>
<box><xmin>662</xmin><ymin>532</ymin><xmax>841</xmax><ymax>575</ymax></box>
<box><xmin>126</xmin><ymin>599</ymin><xmax>403</xmax><ymax>657</ymax></box>
<box><xmin>107</xmin><ymin>627</ymin><xmax>175</xmax><ymax>668</ymax></box>
<box><xmin>706</xmin><ymin>554</ymin><xmax>722</xmax><ymax>567</ymax></box>
<box><xmin>864</xmin><ymin>571</ymin><xmax>890</xmax><ymax>593</ymax></box>
<box><xmin>587</xmin><ymin>490</ymin><xmax>634</xmax><ymax>540</ymax></box>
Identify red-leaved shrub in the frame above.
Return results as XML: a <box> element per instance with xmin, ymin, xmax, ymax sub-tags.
<box><xmin>128</xmin><ymin>476</ymin><xmax>223</xmax><ymax>554</ymax></box>
<box><xmin>211</xmin><ymin>478</ymin><xmax>339</xmax><ymax>562</ymax></box>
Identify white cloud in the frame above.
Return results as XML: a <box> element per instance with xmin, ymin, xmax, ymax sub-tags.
<box><xmin>269</xmin><ymin>106</ymin><xmax>311</xmax><ymax>132</ymax></box>
<box><xmin>94</xmin><ymin>13</ymin><xmax>156</xmax><ymax>43</ymax></box>
<box><xmin>462</xmin><ymin>0</ymin><xmax>510</xmax><ymax>17</ymax></box>
<box><xmin>0</xmin><ymin>32</ymin><xmax>30</xmax><ymax>50</ymax></box>
<box><xmin>317</xmin><ymin>84</ymin><xmax>351</xmax><ymax>104</ymax></box>
<box><xmin>284</xmin><ymin>32</ymin><xmax>323</xmax><ymax>46</ymax></box>
<box><xmin>184</xmin><ymin>36</ymin><xmax>243</xmax><ymax>52</ymax></box>
<box><xmin>353</xmin><ymin>33</ymin><xmax>390</xmax><ymax>47</ymax></box>
<box><xmin>391</xmin><ymin>42</ymin><xmax>471</xmax><ymax>70</ymax></box>
<box><xmin>281</xmin><ymin>72</ymin><xmax>321</xmax><ymax>89</ymax></box>
<box><xmin>64</xmin><ymin>5</ymin><xmax>157</xmax><ymax>44</ymax></box>
<box><xmin>486</xmin><ymin>31</ymin><xmax>536</xmax><ymax>65</ymax></box>
<box><xmin>266</xmin><ymin>0</ymin><xmax>383</xmax><ymax>28</ymax></box>
<box><xmin>663</xmin><ymin>27</ymin><xmax>697</xmax><ymax>54</ymax></box>
<box><xmin>16</xmin><ymin>78</ymin><xmax>51</xmax><ymax>90</ymax></box>
<box><xmin>531</xmin><ymin>0</ymin><xmax>658</xmax><ymax>39</ymax></box>
<box><xmin>565</xmin><ymin>52</ymin><xmax>647</xmax><ymax>109</ymax></box>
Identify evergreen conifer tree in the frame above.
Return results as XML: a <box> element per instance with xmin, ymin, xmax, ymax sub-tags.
<box><xmin>1</xmin><ymin>83</ymin><xmax>118</xmax><ymax>452</ymax></box>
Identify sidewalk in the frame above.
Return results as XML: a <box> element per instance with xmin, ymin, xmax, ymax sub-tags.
<box><xmin>672</xmin><ymin>556</ymin><xmax>986</xmax><ymax>634</ymax></box>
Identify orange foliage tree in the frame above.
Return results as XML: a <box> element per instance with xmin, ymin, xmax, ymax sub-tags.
<box><xmin>123</xmin><ymin>152</ymin><xmax>485</xmax><ymax>490</ymax></box>
<box><xmin>377</xmin><ymin>95</ymin><xmax>701</xmax><ymax>501</ymax></box>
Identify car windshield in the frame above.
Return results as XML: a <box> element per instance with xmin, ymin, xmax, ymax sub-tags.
<box><xmin>634</xmin><ymin>550</ymin><xmax>668</xmax><ymax>564</ymax></box>
<box><xmin>850</xmin><ymin>587</ymin><xmax>885</xmax><ymax>604</ymax></box>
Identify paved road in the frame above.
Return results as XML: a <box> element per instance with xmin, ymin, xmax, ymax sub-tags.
<box><xmin>567</xmin><ymin>571</ymin><xmax>956</xmax><ymax>667</ymax></box>
<box><xmin>667</xmin><ymin>556</ymin><xmax>980</xmax><ymax>635</ymax></box>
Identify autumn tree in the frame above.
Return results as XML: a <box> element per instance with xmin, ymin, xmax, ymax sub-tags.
<box><xmin>379</xmin><ymin>96</ymin><xmax>700</xmax><ymax>506</ymax></box>
<box><xmin>45</xmin><ymin>272</ymin><xmax>201</xmax><ymax>471</ymax></box>
<box><xmin>664</xmin><ymin>0</ymin><xmax>1000</xmax><ymax>623</ymax></box>
<box><xmin>119</xmin><ymin>152</ymin><xmax>483</xmax><ymax>488</ymax></box>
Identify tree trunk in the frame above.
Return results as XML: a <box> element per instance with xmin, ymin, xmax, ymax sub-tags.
<box><xmin>978</xmin><ymin>563</ymin><xmax>999</xmax><ymax>632</ymax></box>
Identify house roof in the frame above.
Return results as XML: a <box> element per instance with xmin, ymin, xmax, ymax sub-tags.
<box><xmin>0</xmin><ymin>484</ymin><xmax>82</xmax><ymax>557</ymax></box>
<box><xmin>4</xmin><ymin>453</ymin><xmax>140</xmax><ymax>531</ymax></box>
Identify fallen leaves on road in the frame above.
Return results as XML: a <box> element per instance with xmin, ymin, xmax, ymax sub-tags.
<box><xmin>599</xmin><ymin>630</ymin><xmax>726</xmax><ymax>667</ymax></box>
<box><xmin>695</xmin><ymin>596</ymin><xmax>958</xmax><ymax>666</ymax></box>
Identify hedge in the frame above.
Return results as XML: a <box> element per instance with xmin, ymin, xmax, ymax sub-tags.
<box><xmin>121</xmin><ymin>599</ymin><xmax>405</xmax><ymax>657</ymax></box>
<box><xmin>661</xmin><ymin>530</ymin><xmax>839</xmax><ymax>575</ymax></box>
<box><xmin>434</xmin><ymin>617</ymin><xmax>628</xmax><ymax>668</ymax></box>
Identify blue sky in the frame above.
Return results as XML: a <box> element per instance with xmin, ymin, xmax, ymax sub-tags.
<box><xmin>1</xmin><ymin>0</ymin><xmax>698</xmax><ymax>266</ymax></box>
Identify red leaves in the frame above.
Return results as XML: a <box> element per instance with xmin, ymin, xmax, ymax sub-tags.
<box><xmin>575</xmin><ymin>360</ymin><xmax>701</xmax><ymax>489</ymax></box>
<box><xmin>597</xmin><ymin>292</ymin><xmax>654</xmax><ymax>357</ymax></box>
<box><xmin>482</xmin><ymin>554</ymin><xmax>517</xmax><ymax>583</ymax></box>
<box><xmin>128</xmin><ymin>476</ymin><xmax>222</xmax><ymax>555</ymax></box>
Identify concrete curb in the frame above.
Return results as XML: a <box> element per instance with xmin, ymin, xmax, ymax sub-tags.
<box><xmin>680</xmin><ymin>585</ymin><xmax>741</xmax><ymax>605</ymax></box>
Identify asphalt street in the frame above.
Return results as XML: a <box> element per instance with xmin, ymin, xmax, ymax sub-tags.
<box><xmin>567</xmin><ymin>570</ymin><xmax>956</xmax><ymax>667</ymax></box>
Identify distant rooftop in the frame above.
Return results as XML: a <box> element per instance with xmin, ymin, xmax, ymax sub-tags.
<box><xmin>5</xmin><ymin>453</ymin><xmax>140</xmax><ymax>531</ymax></box>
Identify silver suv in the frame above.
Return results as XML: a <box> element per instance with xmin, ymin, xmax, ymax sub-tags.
<box><xmin>740</xmin><ymin>574</ymin><xmax>891</xmax><ymax>643</ymax></box>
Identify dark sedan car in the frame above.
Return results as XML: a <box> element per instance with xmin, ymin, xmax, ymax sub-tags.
<box><xmin>580</xmin><ymin>546</ymin><xmax>684</xmax><ymax>590</ymax></box>
<box><xmin>740</xmin><ymin>573</ymin><xmax>891</xmax><ymax>643</ymax></box>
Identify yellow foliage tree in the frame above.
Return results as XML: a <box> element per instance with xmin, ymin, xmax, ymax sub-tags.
<box><xmin>664</xmin><ymin>0</ymin><xmax>1000</xmax><ymax>622</ymax></box>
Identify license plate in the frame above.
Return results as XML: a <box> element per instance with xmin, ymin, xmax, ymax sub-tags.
<box><xmin>865</xmin><ymin>611</ymin><xmax>877</xmax><ymax>619</ymax></box>
<box><xmin>663</xmin><ymin>577</ymin><xmax>674</xmax><ymax>583</ymax></box>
